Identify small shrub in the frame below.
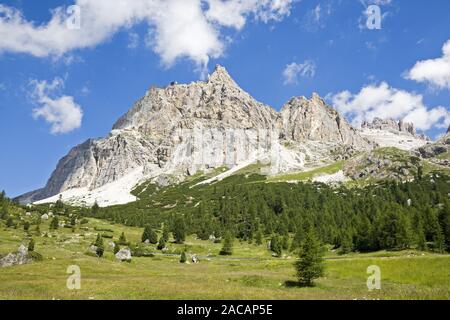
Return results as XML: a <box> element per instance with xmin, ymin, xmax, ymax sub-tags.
<box><xmin>27</xmin><ymin>251</ymin><xmax>43</xmax><ymax>262</ymax></box>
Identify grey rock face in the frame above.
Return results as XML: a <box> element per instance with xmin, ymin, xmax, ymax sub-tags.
<box><xmin>418</xmin><ymin>130</ymin><xmax>450</xmax><ymax>158</ymax></box>
<box><xmin>0</xmin><ymin>245</ymin><xmax>30</xmax><ymax>268</ymax></box>
<box><xmin>115</xmin><ymin>248</ymin><xmax>132</xmax><ymax>262</ymax></box>
<box><xmin>17</xmin><ymin>65</ymin><xmax>373</xmax><ymax>205</ymax></box>
<box><xmin>361</xmin><ymin>117</ymin><xmax>426</xmax><ymax>139</ymax></box>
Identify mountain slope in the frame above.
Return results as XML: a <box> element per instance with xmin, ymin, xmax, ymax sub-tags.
<box><xmin>18</xmin><ymin>65</ymin><xmax>374</xmax><ymax>206</ymax></box>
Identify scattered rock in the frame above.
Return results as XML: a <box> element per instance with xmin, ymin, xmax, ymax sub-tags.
<box><xmin>0</xmin><ymin>245</ymin><xmax>31</xmax><ymax>268</ymax></box>
<box><xmin>115</xmin><ymin>248</ymin><xmax>132</xmax><ymax>262</ymax></box>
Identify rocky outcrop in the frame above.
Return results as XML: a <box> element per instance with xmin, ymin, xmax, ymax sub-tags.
<box><xmin>0</xmin><ymin>245</ymin><xmax>31</xmax><ymax>268</ymax></box>
<box><xmin>344</xmin><ymin>148</ymin><xmax>422</xmax><ymax>182</ymax></box>
<box><xmin>360</xmin><ymin>118</ymin><xmax>429</xmax><ymax>151</ymax></box>
<box><xmin>418</xmin><ymin>130</ymin><xmax>450</xmax><ymax>159</ymax></box>
<box><xmin>17</xmin><ymin>65</ymin><xmax>373</xmax><ymax>206</ymax></box>
<box><xmin>115</xmin><ymin>248</ymin><xmax>132</xmax><ymax>262</ymax></box>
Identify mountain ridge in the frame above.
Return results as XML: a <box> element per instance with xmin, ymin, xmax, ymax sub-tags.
<box><xmin>16</xmin><ymin>65</ymin><xmax>438</xmax><ymax>207</ymax></box>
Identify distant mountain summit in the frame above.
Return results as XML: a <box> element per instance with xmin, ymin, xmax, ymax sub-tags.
<box><xmin>17</xmin><ymin>66</ymin><xmax>435</xmax><ymax>207</ymax></box>
<box><xmin>360</xmin><ymin>117</ymin><xmax>429</xmax><ymax>151</ymax></box>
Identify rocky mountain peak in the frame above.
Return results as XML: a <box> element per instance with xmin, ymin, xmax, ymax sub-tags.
<box><xmin>17</xmin><ymin>66</ymin><xmax>375</xmax><ymax>207</ymax></box>
<box><xmin>207</xmin><ymin>64</ymin><xmax>236</xmax><ymax>86</ymax></box>
<box><xmin>362</xmin><ymin>117</ymin><xmax>418</xmax><ymax>136</ymax></box>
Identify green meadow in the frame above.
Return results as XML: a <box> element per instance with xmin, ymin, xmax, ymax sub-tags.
<box><xmin>1</xmin><ymin>217</ymin><xmax>449</xmax><ymax>300</ymax></box>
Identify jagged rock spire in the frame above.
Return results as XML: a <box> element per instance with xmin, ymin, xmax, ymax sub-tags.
<box><xmin>208</xmin><ymin>65</ymin><xmax>237</xmax><ymax>86</ymax></box>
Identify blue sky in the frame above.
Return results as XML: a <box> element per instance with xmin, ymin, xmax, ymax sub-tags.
<box><xmin>1</xmin><ymin>0</ymin><xmax>450</xmax><ymax>197</ymax></box>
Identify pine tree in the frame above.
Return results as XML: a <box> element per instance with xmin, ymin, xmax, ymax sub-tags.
<box><xmin>281</xmin><ymin>234</ymin><xmax>290</xmax><ymax>251</ymax></box>
<box><xmin>91</xmin><ymin>202</ymin><xmax>100</xmax><ymax>216</ymax></box>
<box><xmin>50</xmin><ymin>216</ymin><xmax>59</xmax><ymax>230</ymax></box>
<box><xmin>162</xmin><ymin>225</ymin><xmax>170</xmax><ymax>242</ymax></box>
<box><xmin>119</xmin><ymin>232</ymin><xmax>128</xmax><ymax>245</ymax></box>
<box><xmin>55</xmin><ymin>197</ymin><xmax>64</xmax><ymax>211</ymax></box>
<box><xmin>255</xmin><ymin>229</ymin><xmax>263</xmax><ymax>246</ymax></box>
<box><xmin>94</xmin><ymin>234</ymin><xmax>104</xmax><ymax>257</ymax></box>
<box><xmin>180</xmin><ymin>251</ymin><xmax>187</xmax><ymax>263</ymax></box>
<box><xmin>220</xmin><ymin>232</ymin><xmax>233</xmax><ymax>256</ymax></box>
<box><xmin>6</xmin><ymin>217</ymin><xmax>14</xmax><ymax>228</ymax></box>
<box><xmin>1</xmin><ymin>205</ymin><xmax>8</xmax><ymax>220</ymax></box>
<box><xmin>417</xmin><ymin>166</ymin><xmax>423</xmax><ymax>180</ymax></box>
<box><xmin>339</xmin><ymin>230</ymin><xmax>353</xmax><ymax>255</ymax></box>
<box><xmin>157</xmin><ymin>236</ymin><xmax>166</xmax><ymax>250</ymax></box>
<box><xmin>416</xmin><ymin>221</ymin><xmax>428</xmax><ymax>251</ymax></box>
<box><xmin>141</xmin><ymin>226</ymin><xmax>157</xmax><ymax>244</ymax></box>
<box><xmin>270</xmin><ymin>236</ymin><xmax>282</xmax><ymax>257</ymax></box>
<box><xmin>295</xmin><ymin>230</ymin><xmax>325</xmax><ymax>287</ymax></box>
<box><xmin>291</xmin><ymin>228</ymin><xmax>304</xmax><ymax>251</ymax></box>
<box><xmin>173</xmin><ymin>217</ymin><xmax>186</xmax><ymax>244</ymax></box>
<box><xmin>28</xmin><ymin>238</ymin><xmax>35</xmax><ymax>252</ymax></box>
<box><xmin>70</xmin><ymin>215</ymin><xmax>77</xmax><ymax>226</ymax></box>
<box><xmin>433</xmin><ymin>226</ymin><xmax>445</xmax><ymax>253</ymax></box>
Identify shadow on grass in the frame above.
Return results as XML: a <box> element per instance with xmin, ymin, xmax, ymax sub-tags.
<box><xmin>284</xmin><ymin>280</ymin><xmax>316</xmax><ymax>288</ymax></box>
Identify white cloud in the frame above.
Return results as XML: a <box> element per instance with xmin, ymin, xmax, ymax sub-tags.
<box><xmin>406</xmin><ymin>40</ymin><xmax>450</xmax><ymax>90</ymax></box>
<box><xmin>303</xmin><ymin>3</ymin><xmax>332</xmax><ymax>31</ymax></box>
<box><xmin>127</xmin><ymin>32</ymin><xmax>139</xmax><ymax>49</ymax></box>
<box><xmin>0</xmin><ymin>0</ymin><xmax>293</xmax><ymax>74</ymax></box>
<box><xmin>283</xmin><ymin>60</ymin><xmax>316</xmax><ymax>85</ymax></box>
<box><xmin>30</xmin><ymin>78</ymin><xmax>83</xmax><ymax>134</ymax></box>
<box><xmin>330</xmin><ymin>82</ymin><xmax>450</xmax><ymax>131</ymax></box>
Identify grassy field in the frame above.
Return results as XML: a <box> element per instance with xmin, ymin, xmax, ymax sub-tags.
<box><xmin>1</xmin><ymin>216</ymin><xmax>449</xmax><ymax>300</ymax></box>
<box><xmin>267</xmin><ymin>161</ymin><xmax>344</xmax><ymax>183</ymax></box>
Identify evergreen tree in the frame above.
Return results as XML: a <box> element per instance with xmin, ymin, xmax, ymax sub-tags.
<box><xmin>28</xmin><ymin>238</ymin><xmax>35</xmax><ymax>252</ymax></box>
<box><xmin>119</xmin><ymin>232</ymin><xmax>128</xmax><ymax>245</ymax></box>
<box><xmin>50</xmin><ymin>216</ymin><xmax>59</xmax><ymax>230</ymax></box>
<box><xmin>91</xmin><ymin>202</ymin><xmax>100</xmax><ymax>216</ymax></box>
<box><xmin>141</xmin><ymin>226</ymin><xmax>158</xmax><ymax>244</ymax></box>
<box><xmin>55</xmin><ymin>197</ymin><xmax>64</xmax><ymax>211</ymax></box>
<box><xmin>162</xmin><ymin>225</ymin><xmax>170</xmax><ymax>242</ymax></box>
<box><xmin>220</xmin><ymin>232</ymin><xmax>233</xmax><ymax>256</ymax></box>
<box><xmin>416</xmin><ymin>221</ymin><xmax>428</xmax><ymax>251</ymax></box>
<box><xmin>378</xmin><ymin>210</ymin><xmax>412</xmax><ymax>250</ymax></box>
<box><xmin>180</xmin><ymin>251</ymin><xmax>187</xmax><ymax>263</ymax></box>
<box><xmin>295</xmin><ymin>230</ymin><xmax>325</xmax><ymax>286</ymax></box>
<box><xmin>1</xmin><ymin>205</ymin><xmax>8</xmax><ymax>220</ymax></box>
<box><xmin>255</xmin><ymin>229</ymin><xmax>263</xmax><ymax>246</ymax></box>
<box><xmin>291</xmin><ymin>228</ymin><xmax>304</xmax><ymax>251</ymax></box>
<box><xmin>6</xmin><ymin>217</ymin><xmax>14</xmax><ymax>228</ymax></box>
<box><xmin>70</xmin><ymin>215</ymin><xmax>77</xmax><ymax>226</ymax></box>
<box><xmin>157</xmin><ymin>236</ymin><xmax>166</xmax><ymax>250</ymax></box>
<box><xmin>270</xmin><ymin>236</ymin><xmax>282</xmax><ymax>257</ymax></box>
<box><xmin>433</xmin><ymin>226</ymin><xmax>445</xmax><ymax>253</ymax></box>
<box><xmin>281</xmin><ymin>234</ymin><xmax>290</xmax><ymax>251</ymax></box>
<box><xmin>417</xmin><ymin>166</ymin><xmax>423</xmax><ymax>180</ymax></box>
<box><xmin>94</xmin><ymin>234</ymin><xmax>104</xmax><ymax>257</ymax></box>
<box><xmin>339</xmin><ymin>230</ymin><xmax>353</xmax><ymax>255</ymax></box>
<box><xmin>173</xmin><ymin>217</ymin><xmax>186</xmax><ymax>244</ymax></box>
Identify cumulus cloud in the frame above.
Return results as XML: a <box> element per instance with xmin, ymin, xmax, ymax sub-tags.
<box><xmin>283</xmin><ymin>60</ymin><xmax>316</xmax><ymax>85</ymax></box>
<box><xmin>0</xmin><ymin>0</ymin><xmax>293</xmax><ymax>74</ymax></box>
<box><xmin>30</xmin><ymin>78</ymin><xmax>83</xmax><ymax>134</ymax></box>
<box><xmin>330</xmin><ymin>82</ymin><xmax>450</xmax><ymax>131</ymax></box>
<box><xmin>406</xmin><ymin>40</ymin><xmax>450</xmax><ymax>90</ymax></box>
